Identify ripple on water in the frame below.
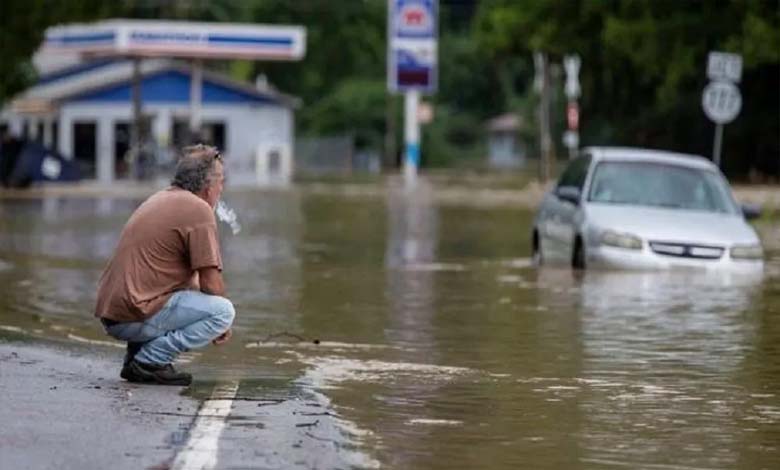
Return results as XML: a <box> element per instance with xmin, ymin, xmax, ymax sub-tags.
<box><xmin>245</xmin><ymin>340</ymin><xmax>398</xmax><ymax>352</ymax></box>
<box><xmin>0</xmin><ymin>325</ymin><xmax>24</xmax><ymax>334</ymax></box>
<box><xmin>501</xmin><ymin>257</ymin><xmax>535</xmax><ymax>269</ymax></box>
<box><xmin>397</xmin><ymin>262</ymin><xmax>466</xmax><ymax>272</ymax></box>
<box><xmin>294</xmin><ymin>354</ymin><xmax>474</xmax><ymax>390</ymax></box>
<box><xmin>407</xmin><ymin>418</ymin><xmax>463</xmax><ymax>426</ymax></box>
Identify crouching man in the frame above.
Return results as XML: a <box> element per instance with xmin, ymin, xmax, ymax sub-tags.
<box><xmin>95</xmin><ymin>144</ymin><xmax>234</xmax><ymax>386</ymax></box>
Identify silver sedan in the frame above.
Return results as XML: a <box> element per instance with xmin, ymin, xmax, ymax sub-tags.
<box><xmin>532</xmin><ymin>147</ymin><xmax>764</xmax><ymax>271</ymax></box>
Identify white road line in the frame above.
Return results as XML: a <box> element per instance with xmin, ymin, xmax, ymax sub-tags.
<box><xmin>171</xmin><ymin>381</ymin><xmax>240</xmax><ymax>470</ymax></box>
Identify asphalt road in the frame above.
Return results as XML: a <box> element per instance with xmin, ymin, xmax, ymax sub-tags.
<box><xmin>0</xmin><ymin>339</ymin><xmax>379</xmax><ymax>469</ymax></box>
<box><xmin>0</xmin><ymin>341</ymin><xmax>199</xmax><ymax>470</ymax></box>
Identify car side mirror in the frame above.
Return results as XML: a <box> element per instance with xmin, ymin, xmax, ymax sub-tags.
<box><xmin>741</xmin><ymin>203</ymin><xmax>762</xmax><ymax>220</ymax></box>
<box><xmin>556</xmin><ymin>186</ymin><xmax>581</xmax><ymax>205</ymax></box>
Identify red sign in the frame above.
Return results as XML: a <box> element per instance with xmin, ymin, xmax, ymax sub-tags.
<box><xmin>567</xmin><ymin>102</ymin><xmax>579</xmax><ymax>130</ymax></box>
<box><xmin>404</xmin><ymin>9</ymin><xmax>425</xmax><ymax>25</ymax></box>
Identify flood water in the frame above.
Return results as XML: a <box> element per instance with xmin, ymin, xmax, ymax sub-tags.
<box><xmin>1</xmin><ymin>181</ymin><xmax>779</xmax><ymax>469</ymax></box>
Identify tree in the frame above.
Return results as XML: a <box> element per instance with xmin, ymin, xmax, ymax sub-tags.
<box><xmin>305</xmin><ymin>78</ymin><xmax>387</xmax><ymax>150</ymax></box>
<box><xmin>474</xmin><ymin>0</ymin><xmax>780</xmax><ymax>178</ymax></box>
<box><xmin>0</xmin><ymin>0</ymin><xmax>121</xmax><ymax>106</ymax></box>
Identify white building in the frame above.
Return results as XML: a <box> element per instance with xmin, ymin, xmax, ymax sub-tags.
<box><xmin>486</xmin><ymin>112</ymin><xmax>527</xmax><ymax>169</ymax></box>
<box><xmin>1</xmin><ymin>58</ymin><xmax>298</xmax><ymax>186</ymax></box>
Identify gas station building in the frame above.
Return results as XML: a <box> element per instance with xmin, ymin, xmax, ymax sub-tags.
<box><xmin>0</xmin><ymin>19</ymin><xmax>306</xmax><ymax>186</ymax></box>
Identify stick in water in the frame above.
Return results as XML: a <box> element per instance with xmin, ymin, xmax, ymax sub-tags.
<box><xmin>259</xmin><ymin>331</ymin><xmax>320</xmax><ymax>344</ymax></box>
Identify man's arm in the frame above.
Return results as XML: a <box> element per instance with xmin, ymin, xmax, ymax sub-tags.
<box><xmin>198</xmin><ymin>267</ymin><xmax>225</xmax><ymax>296</ymax></box>
<box><xmin>199</xmin><ymin>267</ymin><xmax>231</xmax><ymax>345</ymax></box>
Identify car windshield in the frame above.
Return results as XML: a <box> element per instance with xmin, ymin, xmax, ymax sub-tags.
<box><xmin>587</xmin><ymin>161</ymin><xmax>738</xmax><ymax>214</ymax></box>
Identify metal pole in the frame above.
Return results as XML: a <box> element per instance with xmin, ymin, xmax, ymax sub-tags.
<box><xmin>189</xmin><ymin>59</ymin><xmax>203</xmax><ymax>142</ymax></box>
<box><xmin>713</xmin><ymin>123</ymin><xmax>723</xmax><ymax>167</ymax></box>
<box><xmin>568</xmin><ymin>131</ymin><xmax>576</xmax><ymax>160</ymax></box>
<box><xmin>539</xmin><ymin>55</ymin><xmax>551</xmax><ymax>183</ymax></box>
<box><xmin>403</xmin><ymin>89</ymin><xmax>420</xmax><ymax>187</ymax></box>
<box><xmin>549</xmin><ymin>63</ymin><xmax>559</xmax><ymax>177</ymax></box>
<box><xmin>131</xmin><ymin>57</ymin><xmax>143</xmax><ymax>180</ymax></box>
<box><xmin>385</xmin><ymin>94</ymin><xmax>396</xmax><ymax>168</ymax></box>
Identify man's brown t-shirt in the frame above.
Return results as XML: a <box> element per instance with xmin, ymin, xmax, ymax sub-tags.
<box><xmin>95</xmin><ymin>187</ymin><xmax>222</xmax><ymax>322</ymax></box>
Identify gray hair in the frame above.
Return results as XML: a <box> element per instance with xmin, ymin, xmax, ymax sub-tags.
<box><xmin>171</xmin><ymin>144</ymin><xmax>221</xmax><ymax>193</ymax></box>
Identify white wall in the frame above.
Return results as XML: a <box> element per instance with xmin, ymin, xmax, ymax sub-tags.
<box><xmin>57</xmin><ymin>101</ymin><xmax>293</xmax><ymax>186</ymax></box>
<box><xmin>222</xmin><ymin>104</ymin><xmax>293</xmax><ymax>186</ymax></box>
<box><xmin>0</xmin><ymin>110</ymin><xmax>25</xmax><ymax>137</ymax></box>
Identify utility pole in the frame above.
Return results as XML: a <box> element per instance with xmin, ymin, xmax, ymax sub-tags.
<box><xmin>384</xmin><ymin>95</ymin><xmax>397</xmax><ymax>168</ymax></box>
<box><xmin>534</xmin><ymin>52</ymin><xmax>552</xmax><ymax>182</ymax></box>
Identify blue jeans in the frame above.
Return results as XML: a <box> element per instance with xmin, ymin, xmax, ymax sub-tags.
<box><xmin>104</xmin><ymin>290</ymin><xmax>235</xmax><ymax>366</ymax></box>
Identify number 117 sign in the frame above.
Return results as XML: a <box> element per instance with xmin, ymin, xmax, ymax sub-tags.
<box><xmin>388</xmin><ymin>0</ymin><xmax>438</xmax><ymax>93</ymax></box>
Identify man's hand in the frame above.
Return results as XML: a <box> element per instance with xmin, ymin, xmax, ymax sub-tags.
<box><xmin>188</xmin><ymin>271</ymin><xmax>201</xmax><ymax>291</ymax></box>
<box><xmin>199</xmin><ymin>267</ymin><xmax>225</xmax><ymax>296</ymax></box>
<box><xmin>212</xmin><ymin>328</ymin><xmax>232</xmax><ymax>345</ymax></box>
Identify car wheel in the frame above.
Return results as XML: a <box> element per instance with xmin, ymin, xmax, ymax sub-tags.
<box><xmin>572</xmin><ymin>236</ymin><xmax>586</xmax><ymax>270</ymax></box>
<box><xmin>532</xmin><ymin>231</ymin><xmax>543</xmax><ymax>266</ymax></box>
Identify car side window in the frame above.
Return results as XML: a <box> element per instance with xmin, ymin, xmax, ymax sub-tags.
<box><xmin>557</xmin><ymin>154</ymin><xmax>592</xmax><ymax>190</ymax></box>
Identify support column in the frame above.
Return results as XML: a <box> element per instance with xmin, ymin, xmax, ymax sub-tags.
<box><xmin>153</xmin><ymin>108</ymin><xmax>172</xmax><ymax>148</ymax></box>
<box><xmin>189</xmin><ymin>59</ymin><xmax>203</xmax><ymax>141</ymax></box>
<box><xmin>96</xmin><ymin>117</ymin><xmax>114</xmax><ymax>184</ymax></box>
<box><xmin>9</xmin><ymin>117</ymin><xmax>23</xmax><ymax>137</ymax></box>
<box><xmin>42</xmin><ymin>117</ymin><xmax>53</xmax><ymax>147</ymax></box>
<box><xmin>58</xmin><ymin>114</ymin><xmax>72</xmax><ymax>159</ymax></box>
<box><xmin>28</xmin><ymin>117</ymin><xmax>40</xmax><ymax>141</ymax></box>
<box><xmin>153</xmin><ymin>108</ymin><xmax>173</xmax><ymax>174</ymax></box>
<box><xmin>130</xmin><ymin>57</ymin><xmax>143</xmax><ymax>179</ymax></box>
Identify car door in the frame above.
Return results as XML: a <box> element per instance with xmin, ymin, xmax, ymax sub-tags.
<box><xmin>542</xmin><ymin>154</ymin><xmax>592</xmax><ymax>264</ymax></box>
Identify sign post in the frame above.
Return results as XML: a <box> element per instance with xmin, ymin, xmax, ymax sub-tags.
<box><xmin>702</xmin><ymin>52</ymin><xmax>742</xmax><ymax>167</ymax></box>
<box><xmin>388</xmin><ymin>0</ymin><xmax>438</xmax><ymax>187</ymax></box>
<box><xmin>562</xmin><ymin>54</ymin><xmax>581</xmax><ymax>160</ymax></box>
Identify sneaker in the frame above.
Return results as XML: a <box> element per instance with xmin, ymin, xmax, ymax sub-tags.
<box><xmin>123</xmin><ymin>342</ymin><xmax>143</xmax><ymax>366</ymax></box>
<box><xmin>120</xmin><ymin>359</ymin><xmax>192</xmax><ymax>386</ymax></box>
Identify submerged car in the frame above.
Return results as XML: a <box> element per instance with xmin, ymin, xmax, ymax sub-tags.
<box><xmin>532</xmin><ymin>147</ymin><xmax>764</xmax><ymax>271</ymax></box>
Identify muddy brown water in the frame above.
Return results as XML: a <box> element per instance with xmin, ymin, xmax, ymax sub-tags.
<box><xmin>0</xmin><ymin>185</ymin><xmax>778</xmax><ymax>469</ymax></box>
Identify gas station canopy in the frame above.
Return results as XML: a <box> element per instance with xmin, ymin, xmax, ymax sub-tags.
<box><xmin>42</xmin><ymin>19</ymin><xmax>306</xmax><ymax>61</ymax></box>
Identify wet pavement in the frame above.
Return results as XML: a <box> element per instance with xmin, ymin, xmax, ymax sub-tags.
<box><xmin>0</xmin><ymin>341</ymin><xmax>198</xmax><ymax>470</ymax></box>
<box><xmin>0</xmin><ymin>178</ymin><xmax>779</xmax><ymax>469</ymax></box>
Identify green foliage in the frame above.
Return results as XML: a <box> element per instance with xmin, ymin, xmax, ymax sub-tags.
<box><xmin>422</xmin><ymin>105</ymin><xmax>484</xmax><ymax>167</ymax></box>
<box><xmin>244</xmin><ymin>0</ymin><xmax>386</xmax><ymax>104</ymax></box>
<box><xmin>240</xmin><ymin>0</ymin><xmax>387</xmax><ymax>151</ymax></box>
<box><xmin>437</xmin><ymin>31</ymin><xmax>505</xmax><ymax>119</ymax></box>
<box><xmin>3</xmin><ymin>0</ymin><xmax>777</xmax><ymax>176</ymax></box>
<box><xmin>305</xmin><ymin>79</ymin><xmax>388</xmax><ymax>150</ymax></box>
<box><xmin>474</xmin><ymin>0</ymin><xmax>780</xmax><ymax>176</ymax></box>
<box><xmin>0</xmin><ymin>0</ymin><xmax>119</xmax><ymax>105</ymax></box>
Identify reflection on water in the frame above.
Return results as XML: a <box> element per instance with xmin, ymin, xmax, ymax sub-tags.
<box><xmin>579</xmin><ymin>270</ymin><xmax>762</xmax><ymax>373</ymax></box>
<box><xmin>546</xmin><ymin>269</ymin><xmax>773</xmax><ymax>468</ymax></box>
<box><xmin>0</xmin><ymin>185</ymin><xmax>778</xmax><ymax>469</ymax></box>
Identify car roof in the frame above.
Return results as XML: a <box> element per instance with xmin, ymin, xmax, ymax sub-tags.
<box><xmin>582</xmin><ymin>146</ymin><xmax>717</xmax><ymax>171</ymax></box>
